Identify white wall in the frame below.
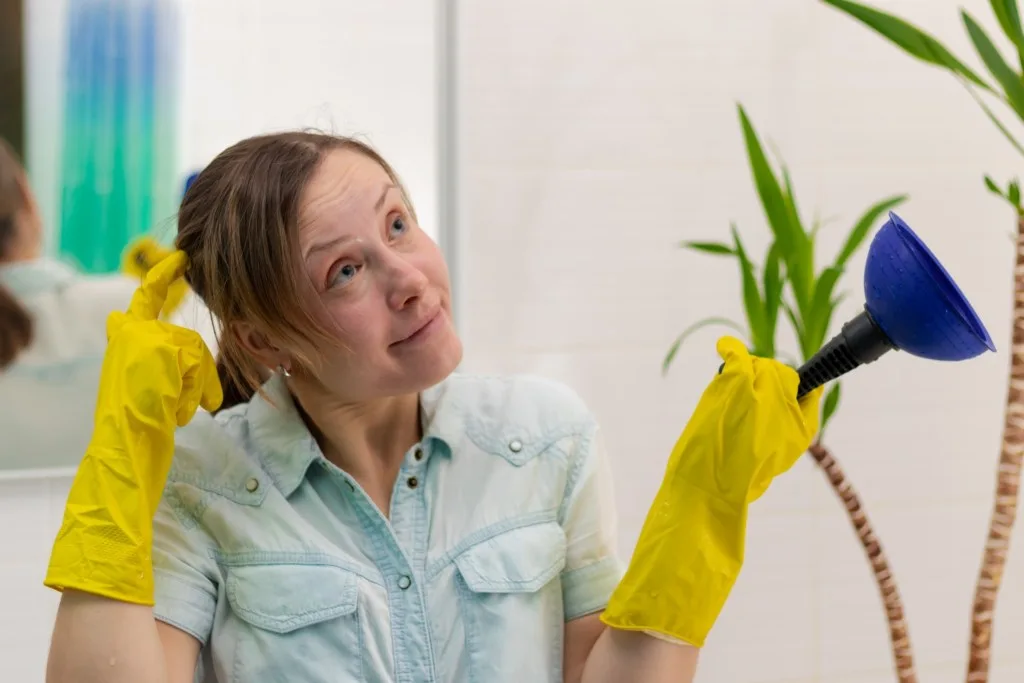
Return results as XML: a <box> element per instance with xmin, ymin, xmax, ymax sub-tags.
<box><xmin>455</xmin><ymin>0</ymin><xmax>1024</xmax><ymax>681</ymax></box>
<box><xmin>1</xmin><ymin>1</ymin><xmax>440</xmax><ymax>680</ymax></box>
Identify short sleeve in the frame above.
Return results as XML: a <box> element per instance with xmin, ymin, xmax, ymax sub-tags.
<box><xmin>559</xmin><ymin>422</ymin><xmax>624</xmax><ymax>621</ymax></box>
<box><xmin>151</xmin><ymin>483</ymin><xmax>220</xmax><ymax>646</ymax></box>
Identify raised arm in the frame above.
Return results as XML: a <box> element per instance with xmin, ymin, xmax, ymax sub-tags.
<box><xmin>44</xmin><ymin>253</ymin><xmax>222</xmax><ymax>683</ymax></box>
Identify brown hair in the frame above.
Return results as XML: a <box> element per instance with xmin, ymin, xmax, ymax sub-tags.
<box><xmin>0</xmin><ymin>138</ymin><xmax>33</xmax><ymax>370</ymax></box>
<box><xmin>176</xmin><ymin>131</ymin><xmax>414</xmax><ymax>410</ymax></box>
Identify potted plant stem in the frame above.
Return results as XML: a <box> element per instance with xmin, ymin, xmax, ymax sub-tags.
<box><xmin>818</xmin><ymin>3</ymin><xmax>1024</xmax><ymax>679</ymax></box>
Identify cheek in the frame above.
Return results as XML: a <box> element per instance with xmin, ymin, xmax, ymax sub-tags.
<box><xmin>321</xmin><ymin>299</ymin><xmax>388</xmax><ymax>353</ymax></box>
<box><xmin>415</xmin><ymin>238</ymin><xmax>451</xmax><ymax>290</ymax></box>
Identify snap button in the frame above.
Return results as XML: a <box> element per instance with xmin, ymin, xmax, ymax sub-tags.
<box><xmin>413</xmin><ymin>447</ymin><xmax>424</xmax><ymax>461</ymax></box>
<box><xmin>398</xmin><ymin>575</ymin><xmax>412</xmax><ymax>590</ymax></box>
<box><xmin>407</xmin><ymin>476</ymin><xmax>419</xmax><ymax>489</ymax></box>
<box><xmin>245</xmin><ymin>478</ymin><xmax>260</xmax><ymax>493</ymax></box>
<box><xmin>509</xmin><ymin>439</ymin><xmax>523</xmax><ymax>453</ymax></box>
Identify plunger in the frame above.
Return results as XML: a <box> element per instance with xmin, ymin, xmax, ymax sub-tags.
<box><xmin>793</xmin><ymin>211</ymin><xmax>995</xmax><ymax>398</ymax></box>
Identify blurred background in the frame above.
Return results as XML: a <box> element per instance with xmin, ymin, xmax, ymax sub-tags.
<box><xmin>2</xmin><ymin>0</ymin><xmax>1023</xmax><ymax>681</ymax></box>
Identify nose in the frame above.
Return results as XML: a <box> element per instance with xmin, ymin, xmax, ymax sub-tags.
<box><xmin>385</xmin><ymin>254</ymin><xmax>429</xmax><ymax>311</ymax></box>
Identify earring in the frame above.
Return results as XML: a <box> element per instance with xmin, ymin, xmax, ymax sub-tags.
<box><xmin>278</xmin><ymin>365</ymin><xmax>292</xmax><ymax>378</ymax></box>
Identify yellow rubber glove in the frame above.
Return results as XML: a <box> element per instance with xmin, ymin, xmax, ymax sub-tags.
<box><xmin>601</xmin><ymin>336</ymin><xmax>823</xmax><ymax>646</ymax></box>
<box><xmin>121</xmin><ymin>236</ymin><xmax>189</xmax><ymax>319</ymax></box>
<box><xmin>44</xmin><ymin>252</ymin><xmax>222</xmax><ymax>605</ymax></box>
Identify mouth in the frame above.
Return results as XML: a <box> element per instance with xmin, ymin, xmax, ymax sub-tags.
<box><xmin>391</xmin><ymin>310</ymin><xmax>442</xmax><ymax>347</ymax></box>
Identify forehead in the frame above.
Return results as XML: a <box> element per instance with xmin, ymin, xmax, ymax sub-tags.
<box><xmin>298</xmin><ymin>148</ymin><xmax>392</xmax><ymax>238</ymax></box>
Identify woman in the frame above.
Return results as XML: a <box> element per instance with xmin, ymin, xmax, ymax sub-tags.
<box><xmin>43</xmin><ymin>132</ymin><xmax>821</xmax><ymax>682</ymax></box>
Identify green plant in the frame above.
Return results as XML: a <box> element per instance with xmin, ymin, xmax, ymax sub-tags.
<box><xmin>819</xmin><ymin>3</ymin><xmax>1024</xmax><ymax>681</ymax></box>
<box><xmin>665</xmin><ymin>104</ymin><xmax>915</xmax><ymax>682</ymax></box>
<box><xmin>665</xmin><ymin>104</ymin><xmax>905</xmax><ymax>435</ymax></box>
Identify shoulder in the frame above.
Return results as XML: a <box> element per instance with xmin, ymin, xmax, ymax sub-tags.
<box><xmin>66</xmin><ymin>272</ymin><xmax>138</xmax><ymax>301</ymax></box>
<box><xmin>168</xmin><ymin>406</ymin><xmax>267</xmax><ymax>500</ymax></box>
<box><xmin>425</xmin><ymin>373</ymin><xmax>597</xmax><ymax>466</ymax></box>
<box><xmin>54</xmin><ymin>272</ymin><xmax>138</xmax><ymax>318</ymax></box>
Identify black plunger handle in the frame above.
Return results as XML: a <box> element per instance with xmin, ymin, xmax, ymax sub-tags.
<box><xmin>717</xmin><ymin>308</ymin><xmax>895</xmax><ymax>400</ymax></box>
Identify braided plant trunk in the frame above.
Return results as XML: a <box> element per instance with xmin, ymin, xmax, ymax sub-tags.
<box><xmin>809</xmin><ymin>442</ymin><xmax>917</xmax><ymax>683</ymax></box>
<box><xmin>966</xmin><ymin>215</ymin><xmax>1024</xmax><ymax>683</ymax></box>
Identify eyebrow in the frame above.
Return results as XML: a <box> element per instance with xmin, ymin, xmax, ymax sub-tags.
<box><xmin>305</xmin><ymin>234</ymin><xmax>353</xmax><ymax>260</ymax></box>
<box><xmin>375</xmin><ymin>183</ymin><xmax>397</xmax><ymax>212</ymax></box>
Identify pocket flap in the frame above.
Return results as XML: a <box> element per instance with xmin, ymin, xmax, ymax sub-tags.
<box><xmin>455</xmin><ymin>522</ymin><xmax>567</xmax><ymax>594</ymax></box>
<box><xmin>225</xmin><ymin>563</ymin><xmax>359</xmax><ymax>634</ymax></box>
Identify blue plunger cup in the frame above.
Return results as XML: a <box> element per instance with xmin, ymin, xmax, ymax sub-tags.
<box><xmin>793</xmin><ymin>212</ymin><xmax>996</xmax><ymax>398</ymax></box>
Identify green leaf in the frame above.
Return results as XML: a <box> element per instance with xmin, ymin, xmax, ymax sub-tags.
<box><xmin>662</xmin><ymin>316</ymin><xmax>746</xmax><ymax>375</ymax></box>
<box><xmin>807</xmin><ymin>266</ymin><xmax>845</xmax><ymax>352</ymax></box>
<box><xmin>680</xmin><ymin>240</ymin><xmax>735</xmax><ymax>256</ymax></box>
<box><xmin>781</xmin><ymin>166</ymin><xmax>815</xmax><ymax>299</ymax></box>
<box><xmin>763</xmin><ymin>242</ymin><xmax>784</xmax><ymax>340</ymax></box>
<box><xmin>1011</xmin><ymin>180</ymin><xmax>1021</xmax><ymax>206</ymax></box>
<box><xmin>823</xmin><ymin>0</ymin><xmax>995</xmax><ymax>92</ymax></box>
<box><xmin>985</xmin><ymin>174</ymin><xmax>1005</xmax><ymax>196</ymax></box>
<box><xmin>783</xmin><ymin>300</ymin><xmax>812</xmax><ymax>361</ymax></box>
<box><xmin>834</xmin><ymin>195</ymin><xmax>908</xmax><ymax>269</ymax></box>
<box><xmin>732</xmin><ymin>224</ymin><xmax>771</xmax><ymax>357</ymax></box>
<box><xmin>820</xmin><ymin>382</ymin><xmax>843</xmax><ymax>435</ymax></box>
<box><xmin>990</xmin><ymin>0</ymin><xmax>1024</xmax><ymax>58</ymax></box>
<box><xmin>738</xmin><ymin>104</ymin><xmax>810</xmax><ymax>312</ymax></box>
<box><xmin>962</xmin><ymin>11</ymin><xmax>1024</xmax><ymax>118</ymax></box>
<box><xmin>958</xmin><ymin>74</ymin><xmax>1024</xmax><ymax>157</ymax></box>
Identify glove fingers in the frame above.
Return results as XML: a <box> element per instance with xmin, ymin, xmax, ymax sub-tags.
<box><xmin>798</xmin><ymin>386</ymin><xmax>824</xmax><ymax>440</ymax></box>
<box><xmin>161</xmin><ymin>280</ymin><xmax>189</xmax><ymax>320</ymax></box>
<box><xmin>176</xmin><ymin>345</ymin><xmax>203</xmax><ymax>426</ymax></box>
<box><xmin>127</xmin><ymin>251</ymin><xmax>188</xmax><ymax>322</ymax></box>
<box><xmin>173</xmin><ymin>330</ymin><xmax>223</xmax><ymax>424</ymax></box>
<box><xmin>197</xmin><ymin>340</ymin><xmax>224</xmax><ymax>413</ymax></box>
<box><xmin>105</xmin><ymin>310</ymin><xmax>129</xmax><ymax>340</ymax></box>
<box><xmin>715</xmin><ymin>336</ymin><xmax>754</xmax><ymax>382</ymax></box>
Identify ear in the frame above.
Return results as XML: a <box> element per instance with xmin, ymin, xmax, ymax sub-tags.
<box><xmin>232</xmin><ymin>320</ymin><xmax>290</xmax><ymax>372</ymax></box>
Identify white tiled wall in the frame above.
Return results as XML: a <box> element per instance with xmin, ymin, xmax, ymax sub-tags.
<box><xmin>0</xmin><ymin>476</ymin><xmax>70</xmax><ymax>682</ymax></box>
<box><xmin>456</xmin><ymin>0</ymin><xmax>1024</xmax><ymax>681</ymax></box>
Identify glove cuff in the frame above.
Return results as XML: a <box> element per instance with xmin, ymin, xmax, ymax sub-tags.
<box><xmin>44</xmin><ymin>542</ymin><xmax>155</xmax><ymax>606</ymax></box>
<box><xmin>601</xmin><ymin>483</ymin><xmax>748</xmax><ymax>646</ymax></box>
<box><xmin>43</xmin><ymin>449</ymin><xmax>160</xmax><ymax>606</ymax></box>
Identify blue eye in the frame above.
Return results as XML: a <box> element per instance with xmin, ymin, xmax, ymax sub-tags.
<box><xmin>330</xmin><ymin>263</ymin><xmax>359</xmax><ymax>288</ymax></box>
<box><xmin>389</xmin><ymin>215</ymin><xmax>407</xmax><ymax>239</ymax></box>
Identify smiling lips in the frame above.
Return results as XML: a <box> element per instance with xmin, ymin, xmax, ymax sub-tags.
<box><xmin>392</xmin><ymin>309</ymin><xmax>442</xmax><ymax>347</ymax></box>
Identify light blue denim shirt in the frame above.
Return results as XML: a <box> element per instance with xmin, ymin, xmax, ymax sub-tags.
<box><xmin>152</xmin><ymin>371</ymin><xmax>624</xmax><ymax>682</ymax></box>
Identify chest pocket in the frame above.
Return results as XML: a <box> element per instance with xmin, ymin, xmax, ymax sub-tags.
<box><xmin>454</xmin><ymin>521</ymin><xmax>568</xmax><ymax>683</ymax></box>
<box><xmin>222</xmin><ymin>562</ymin><xmax>366</xmax><ymax>683</ymax></box>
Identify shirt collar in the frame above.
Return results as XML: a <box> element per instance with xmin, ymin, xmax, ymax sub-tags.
<box><xmin>247</xmin><ymin>373</ymin><xmax>462</xmax><ymax>497</ymax></box>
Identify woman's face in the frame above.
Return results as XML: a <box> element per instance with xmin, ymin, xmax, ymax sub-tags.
<box><xmin>289</xmin><ymin>148</ymin><xmax>462</xmax><ymax>402</ymax></box>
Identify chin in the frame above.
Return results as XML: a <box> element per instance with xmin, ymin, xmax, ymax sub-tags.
<box><xmin>377</xmin><ymin>314</ymin><xmax>463</xmax><ymax>396</ymax></box>
<box><xmin>415</xmin><ymin>333</ymin><xmax>463</xmax><ymax>389</ymax></box>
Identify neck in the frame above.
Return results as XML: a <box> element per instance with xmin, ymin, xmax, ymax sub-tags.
<box><xmin>293</xmin><ymin>384</ymin><xmax>422</xmax><ymax>514</ymax></box>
